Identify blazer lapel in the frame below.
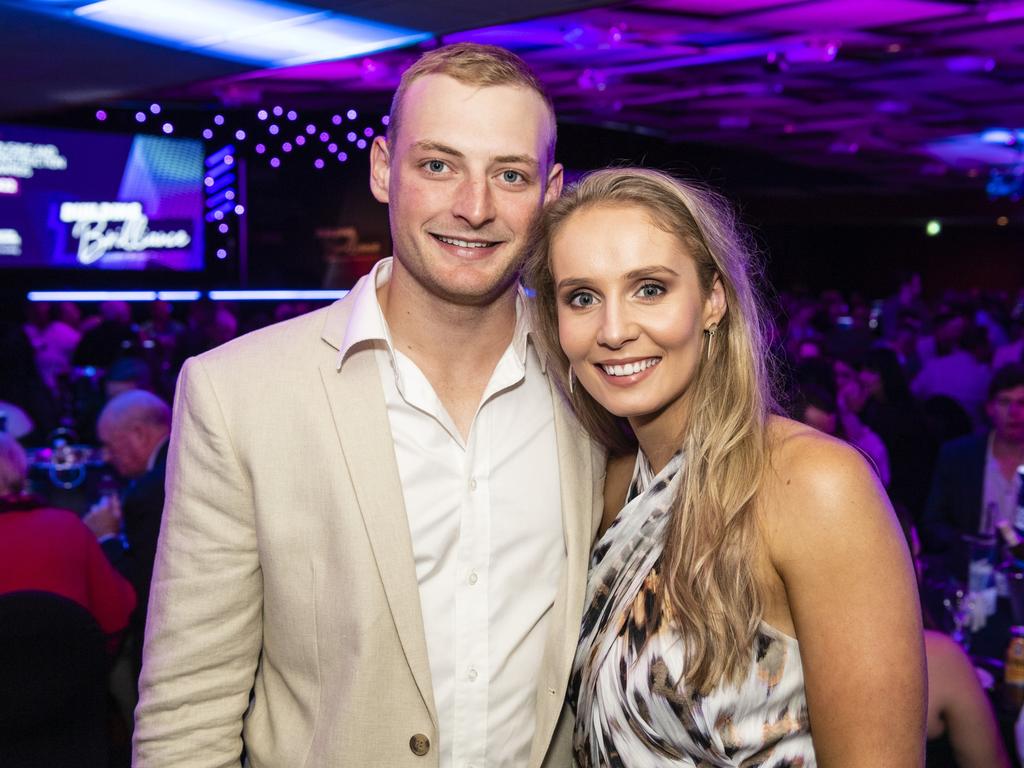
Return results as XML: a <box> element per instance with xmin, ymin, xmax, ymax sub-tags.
<box><xmin>318</xmin><ymin>339</ymin><xmax>437</xmax><ymax>725</ymax></box>
<box><xmin>528</xmin><ymin>377</ymin><xmax>601</xmax><ymax>768</ymax></box>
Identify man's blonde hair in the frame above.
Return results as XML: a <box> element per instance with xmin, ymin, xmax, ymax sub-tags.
<box><xmin>386</xmin><ymin>43</ymin><xmax>557</xmax><ymax>166</ymax></box>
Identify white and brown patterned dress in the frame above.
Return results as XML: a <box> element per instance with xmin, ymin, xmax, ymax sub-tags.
<box><xmin>568</xmin><ymin>451</ymin><xmax>816</xmax><ymax>767</ymax></box>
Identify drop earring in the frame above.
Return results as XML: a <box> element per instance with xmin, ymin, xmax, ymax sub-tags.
<box><xmin>568</xmin><ymin>364</ymin><xmax>576</xmax><ymax>395</ymax></box>
<box><xmin>705</xmin><ymin>323</ymin><xmax>718</xmax><ymax>361</ymax></box>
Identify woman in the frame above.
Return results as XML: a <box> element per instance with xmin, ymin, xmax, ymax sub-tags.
<box><xmin>0</xmin><ymin>432</ymin><xmax>135</xmax><ymax>639</ymax></box>
<box><xmin>524</xmin><ymin>168</ymin><xmax>925</xmax><ymax>766</ymax></box>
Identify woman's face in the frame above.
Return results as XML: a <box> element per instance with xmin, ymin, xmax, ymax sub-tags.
<box><xmin>550</xmin><ymin>203</ymin><xmax>724</xmax><ymax>432</ymax></box>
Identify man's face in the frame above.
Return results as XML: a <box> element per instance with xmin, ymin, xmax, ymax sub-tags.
<box><xmin>988</xmin><ymin>384</ymin><xmax>1024</xmax><ymax>443</ymax></box>
<box><xmin>370</xmin><ymin>74</ymin><xmax>562</xmax><ymax>307</ymax></box>
<box><xmin>98</xmin><ymin>418</ymin><xmax>149</xmax><ymax>478</ymax></box>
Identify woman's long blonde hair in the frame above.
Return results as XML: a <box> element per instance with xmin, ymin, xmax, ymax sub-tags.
<box><xmin>523</xmin><ymin>168</ymin><xmax>779</xmax><ymax>693</ymax></box>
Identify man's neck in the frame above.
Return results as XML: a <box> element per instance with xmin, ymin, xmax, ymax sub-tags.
<box><xmin>992</xmin><ymin>433</ymin><xmax>1024</xmax><ymax>477</ymax></box>
<box><xmin>377</xmin><ymin>265</ymin><xmax>519</xmax><ymax>439</ymax></box>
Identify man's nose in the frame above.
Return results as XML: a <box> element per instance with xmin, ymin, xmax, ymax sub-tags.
<box><xmin>452</xmin><ymin>176</ymin><xmax>496</xmax><ymax>229</ymax></box>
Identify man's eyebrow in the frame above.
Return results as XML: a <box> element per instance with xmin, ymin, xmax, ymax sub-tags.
<box><xmin>411</xmin><ymin>141</ymin><xmax>464</xmax><ymax>158</ymax></box>
<box><xmin>494</xmin><ymin>154</ymin><xmax>539</xmax><ymax>168</ymax></box>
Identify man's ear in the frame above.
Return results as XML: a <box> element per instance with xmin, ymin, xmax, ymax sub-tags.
<box><xmin>369</xmin><ymin>136</ymin><xmax>392</xmax><ymax>204</ymax></box>
<box><xmin>704</xmin><ymin>274</ymin><xmax>728</xmax><ymax>327</ymax></box>
<box><xmin>544</xmin><ymin>162</ymin><xmax>564</xmax><ymax>205</ymax></box>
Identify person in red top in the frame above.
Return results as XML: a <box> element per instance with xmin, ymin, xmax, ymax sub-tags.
<box><xmin>0</xmin><ymin>432</ymin><xmax>135</xmax><ymax>637</ymax></box>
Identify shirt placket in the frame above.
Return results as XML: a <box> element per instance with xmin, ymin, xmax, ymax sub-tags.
<box><xmin>452</xmin><ymin>407</ymin><xmax>491</xmax><ymax>768</ymax></box>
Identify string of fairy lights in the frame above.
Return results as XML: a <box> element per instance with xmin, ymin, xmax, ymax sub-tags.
<box><xmin>91</xmin><ymin>101</ymin><xmax>389</xmax><ymax>262</ymax></box>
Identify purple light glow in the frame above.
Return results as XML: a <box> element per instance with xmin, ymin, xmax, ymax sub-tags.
<box><xmin>255</xmin><ymin>143</ymin><xmax>266</xmax><ymax>154</ymax></box>
<box><xmin>363</xmin><ymin>127</ymin><xmax>374</xmax><ymax>137</ymax></box>
<box><xmin>382</xmin><ymin>115</ymin><xmax>390</xmax><ymax>126</ymax></box>
<box><xmin>282</xmin><ymin>142</ymin><xmax>293</xmax><ymax>152</ymax></box>
<box><xmin>226</xmin><ymin>190</ymin><xmax>236</xmax><ymax>200</ymax></box>
<box><xmin>216</xmin><ymin>248</ymin><xmax>227</xmax><ymax>259</ymax></box>
<box><xmin>347</xmin><ymin>132</ymin><xmax>357</xmax><ymax>142</ymax></box>
<box><xmin>314</xmin><ymin>158</ymin><xmax>325</xmax><ymax>169</ymax></box>
<box><xmin>296</xmin><ymin>136</ymin><xmax>306</xmax><ymax>145</ymax></box>
<box><xmin>287</xmin><ymin>110</ymin><xmax>298</xmax><ymax>121</ymax></box>
<box><xmin>162</xmin><ymin>122</ymin><xmax>174</xmax><ymax>134</ymax></box>
<box><xmin>150</xmin><ymin>103</ymin><xmax>161</xmax><ymax>114</ymax></box>
<box><xmin>135</xmin><ymin>111</ymin><xmax>146</xmax><ymax>123</ymax></box>
<box><xmin>214</xmin><ymin>210</ymin><xmax>224</xmax><ymax>220</ymax></box>
<box><xmin>270</xmin><ymin>157</ymin><xmax>280</xmax><ymax>168</ymax></box>
<box><xmin>356</xmin><ymin>139</ymin><xmax>367</xmax><ymax>149</ymax></box>
<box><xmin>257</xmin><ymin>109</ymin><xmax>268</xmax><ymax>121</ymax></box>
<box><xmin>224</xmin><ymin>155</ymin><xmax>234</xmax><ymax>165</ymax></box>
<box><xmin>203</xmin><ymin>128</ymin><xmax>214</xmax><ymax>139</ymax></box>
<box><xmin>327</xmin><ymin>142</ymin><xmax>338</xmax><ymax>153</ymax></box>
<box><xmin>332</xmin><ymin>114</ymin><xmax>342</xmax><ymax>125</ymax></box>
<box><xmin>320</xmin><ymin>132</ymin><xmax>330</xmax><ymax>142</ymax></box>
<box><xmin>272</xmin><ymin>106</ymin><xmax>283</xmax><ymax>117</ymax></box>
<box><xmin>235</xmin><ymin>129</ymin><xmax>247</xmax><ymax>140</ymax></box>
<box><xmin>95</xmin><ymin>110</ymin><xmax>107</xmax><ymax>121</ymax></box>
<box><xmin>204</xmin><ymin>177</ymin><xmax>214</xmax><ymax>187</ymax></box>
<box><xmin>306</xmin><ymin>124</ymin><xmax>316</xmax><ymax>134</ymax></box>
<box><xmin>338</xmin><ymin>152</ymin><xmax>348</xmax><ymax>162</ymax></box>
<box><xmin>269</xmin><ymin>124</ymin><xmax>280</xmax><ymax>135</ymax></box>
<box><xmin>346</xmin><ymin>109</ymin><xmax>357</xmax><ymax>120</ymax></box>
<box><xmin>214</xmin><ymin>114</ymin><xmax>225</xmax><ymax>126</ymax></box>
<box><xmin>234</xmin><ymin>204</ymin><xmax>245</xmax><ymax>215</ymax></box>
<box><xmin>218</xmin><ymin>223</ymin><xmax>229</xmax><ymax>234</ymax></box>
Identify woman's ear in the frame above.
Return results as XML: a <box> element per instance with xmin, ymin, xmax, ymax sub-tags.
<box><xmin>704</xmin><ymin>274</ymin><xmax>727</xmax><ymax>327</ymax></box>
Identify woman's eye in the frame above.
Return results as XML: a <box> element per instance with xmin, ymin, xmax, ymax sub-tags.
<box><xmin>568</xmin><ymin>291</ymin><xmax>597</xmax><ymax>308</ymax></box>
<box><xmin>637</xmin><ymin>283</ymin><xmax>665</xmax><ymax>299</ymax></box>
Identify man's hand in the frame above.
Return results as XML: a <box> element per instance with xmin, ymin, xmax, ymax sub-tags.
<box><xmin>84</xmin><ymin>494</ymin><xmax>122</xmax><ymax>539</ymax></box>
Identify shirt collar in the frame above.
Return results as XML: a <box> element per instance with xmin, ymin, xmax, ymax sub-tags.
<box><xmin>336</xmin><ymin>257</ymin><xmax>539</xmax><ymax>371</ymax></box>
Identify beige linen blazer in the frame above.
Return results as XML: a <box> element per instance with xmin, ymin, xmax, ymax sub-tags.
<box><xmin>133</xmin><ymin>283</ymin><xmax>605</xmax><ymax>768</ymax></box>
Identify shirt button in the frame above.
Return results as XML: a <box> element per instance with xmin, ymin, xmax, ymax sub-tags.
<box><xmin>468</xmin><ymin>667</ymin><xmax>478</xmax><ymax>682</ymax></box>
<box><xmin>469</xmin><ymin>478</ymin><xmax>477</xmax><ymax>491</ymax></box>
<box><xmin>468</xmin><ymin>571</ymin><xmax>478</xmax><ymax>585</ymax></box>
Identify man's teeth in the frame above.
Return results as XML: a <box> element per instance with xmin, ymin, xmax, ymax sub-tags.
<box><xmin>602</xmin><ymin>359</ymin><xmax>659</xmax><ymax>377</ymax></box>
<box><xmin>436</xmin><ymin>235</ymin><xmax>492</xmax><ymax>248</ymax></box>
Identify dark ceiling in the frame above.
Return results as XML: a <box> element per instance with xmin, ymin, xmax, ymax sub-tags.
<box><xmin>3</xmin><ymin>0</ymin><xmax>1024</xmax><ymax>205</ymax></box>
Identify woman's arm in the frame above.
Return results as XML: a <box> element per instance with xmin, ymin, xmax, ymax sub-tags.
<box><xmin>925</xmin><ymin>631</ymin><xmax>1010</xmax><ymax>768</ymax></box>
<box><xmin>766</xmin><ymin>425</ymin><xmax>926</xmax><ymax>766</ymax></box>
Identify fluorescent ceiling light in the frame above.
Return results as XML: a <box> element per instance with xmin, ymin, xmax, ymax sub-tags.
<box><xmin>207</xmin><ymin>289</ymin><xmax>348</xmax><ymax>300</ymax></box>
<box><xmin>72</xmin><ymin>0</ymin><xmax>430</xmax><ymax>66</ymax></box>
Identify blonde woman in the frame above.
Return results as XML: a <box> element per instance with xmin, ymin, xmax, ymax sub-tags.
<box><xmin>524</xmin><ymin>168</ymin><xmax>925</xmax><ymax>766</ymax></box>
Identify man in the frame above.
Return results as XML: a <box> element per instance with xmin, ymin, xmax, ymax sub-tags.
<box><xmin>84</xmin><ymin>389</ymin><xmax>172</xmax><ymax>673</ymax></box>
<box><xmin>922</xmin><ymin>363</ymin><xmax>1024</xmax><ymax>560</ymax></box>
<box><xmin>134</xmin><ymin>44</ymin><xmax>604</xmax><ymax>767</ymax></box>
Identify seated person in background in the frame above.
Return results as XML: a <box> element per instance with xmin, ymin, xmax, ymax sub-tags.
<box><xmin>921</xmin><ymin>363</ymin><xmax>1024</xmax><ymax>566</ymax></box>
<box><xmin>83</xmin><ymin>390</ymin><xmax>170</xmax><ymax>674</ymax></box>
<box><xmin>0</xmin><ymin>432</ymin><xmax>135</xmax><ymax>641</ymax></box>
<box><xmin>912</xmin><ymin>321</ymin><xmax>992</xmax><ymax>432</ymax></box>
<box><xmin>793</xmin><ymin>382</ymin><xmax>891</xmax><ymax>486</ymax></box>
<box><xmin>898</xmin><ymin>511</ymin><xmax>1011</xmax><ymax>768</ymax></box>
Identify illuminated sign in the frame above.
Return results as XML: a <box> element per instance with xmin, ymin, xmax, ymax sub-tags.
<box><xmin>0</xmin><ymin>141</ymin><xmax>67</xmax><ymax>178</ymax></box>
<box><xmin>58</xmin><ymin>200</ymin><xmax>192</xmax><ymax>266</ymax></box>
<box><xmin>0</xmin><ymin>229</ymin><xmax>22</xmax><ymax>256</ymax></box>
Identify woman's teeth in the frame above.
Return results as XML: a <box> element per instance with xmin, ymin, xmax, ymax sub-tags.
<box><xmin>601</xmin><ymin>358</ymin><xmax>659</xmax><ymax>377</ymax></box>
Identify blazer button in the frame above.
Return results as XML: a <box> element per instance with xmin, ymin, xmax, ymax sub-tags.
<box><xmin>409</xmin><ymin>733</ymin><xmax>430</xmax><ymax>756</ymax></box>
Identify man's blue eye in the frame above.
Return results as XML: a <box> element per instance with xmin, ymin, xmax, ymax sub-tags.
<box><xmin>503</xmin><ymin>170</ymin><xmax>523</xmax><ymax>183</ymax></box>
<box><xmin>427</xmin><ymin>160</ymin><xmax>446</xmax><ymax>172</ymax></box>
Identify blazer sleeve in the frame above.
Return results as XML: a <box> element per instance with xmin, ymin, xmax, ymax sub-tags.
<box><xmin>921</xmin><ymin>441</ymin><xmax>967</xmax><ymax>556</ymax></box>
<box><xmin>134</xmin><ymin>356</ymin><xmax>261</xmax><ymax>768</ymax></box>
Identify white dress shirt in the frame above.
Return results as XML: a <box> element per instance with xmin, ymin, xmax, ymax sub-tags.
<box><xmin>338</xmin><ymin>258</ymin><xmax>565</xmax><ymax>768</ymax></box>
